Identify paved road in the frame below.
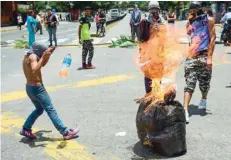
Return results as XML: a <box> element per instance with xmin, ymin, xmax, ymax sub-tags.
<box><xmin>1</xmin><ymin>16</ymin><xmax>231</xmax><ymax>160</ymax></box>
<box><xmin>1</xmin><ymin>21</ymin><xmax>98</xmax><ymax>46</ymax></box>
<box><xmin>1</xmin><ymin>14</ymin><xmax>127</xmax><ymax>46</ymax></box>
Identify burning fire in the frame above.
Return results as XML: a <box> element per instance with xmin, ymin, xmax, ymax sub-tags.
<box><xmin>136</xmin><ymin>22</ymin><xmax>201</xmax><ymax>110</ymax></box>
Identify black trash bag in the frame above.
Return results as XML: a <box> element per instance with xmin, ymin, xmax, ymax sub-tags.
<box><xmin>136</xmin><ymin>100</ymin><xmax>187</xmax><ymax>157</ymax></box>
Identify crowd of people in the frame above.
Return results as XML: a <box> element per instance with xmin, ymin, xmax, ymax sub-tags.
<box><xmin>19</xmin><ymin>1</ymin><xmax>231</xmax><ymax>141</ymax></box>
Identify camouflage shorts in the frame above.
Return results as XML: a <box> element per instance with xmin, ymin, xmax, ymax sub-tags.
<box><xmin>184</xmin><ymin>55</ymin><xmax>212</xmax><ymax>93</ymax></box>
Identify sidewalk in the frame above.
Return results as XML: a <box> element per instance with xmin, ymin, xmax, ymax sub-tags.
<box><xmin>1</xmin><ymin>22</ymin><xmax>68</xmax><ymax>32</ymax></box>
<box><xmin>1</xmin><ymin>25</ymin><xmax>25</xmax><ymax>32</ymax></box>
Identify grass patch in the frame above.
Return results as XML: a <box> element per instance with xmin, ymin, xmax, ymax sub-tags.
<box><xmin>14</xmin><ymin>40</ymin><xmax>28</xmax><ymax>49</ymax></box>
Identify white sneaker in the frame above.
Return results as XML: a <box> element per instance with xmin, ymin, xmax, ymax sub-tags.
<box><xmin>198</xmin><ymin>99</ymin><xmax>207</xmax><ymax>110</ymax></box>
<box><xmin>185</xmin><ymin>110</ymin><xmax>189</xmax><ymax>124</ymax></box>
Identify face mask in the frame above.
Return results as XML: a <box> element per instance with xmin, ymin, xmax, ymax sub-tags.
<box><xmin>149</xmin><ymin>9</ymin><xmax>159</xmax><ymax>19</ymax></box>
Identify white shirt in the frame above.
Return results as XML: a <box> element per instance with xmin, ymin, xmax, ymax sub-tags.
<box><xmin>220</xmin><ymin>12</ymin><xmax>231</xmax><ymax>24</ymax></box>
<box><xmin>36</xmin><ymin>15</ymin><xmax>41</xmax><ymax>22</ymax></box>
<box><xmin>17</xmin><ymin>16</ymin><xmax>23</xmax><ymax>23</ymax></box>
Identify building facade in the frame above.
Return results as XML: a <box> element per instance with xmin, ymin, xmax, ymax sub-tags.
<box><xmin>1</xmin><ymin>1</ymin><xmax>34</xmax><ymax>26</ymax></box>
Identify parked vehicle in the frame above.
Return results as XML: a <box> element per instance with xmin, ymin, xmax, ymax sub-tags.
<box><xmin>110</xmin><ymin>8</ymin><xmax>121</xmax><ymax>19</ymax></box>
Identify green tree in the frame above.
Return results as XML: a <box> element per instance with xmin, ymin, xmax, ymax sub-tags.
<box><xmin>49</xmin><ymin>1</ymin><xmax>68</xmax><ymax>12</ymax></box>
<box><xmin>120</xmin><ymin>1</ymin><xmax>128</xmax><ymax>9</ymax></box>
<box><xmin>34</xmin><ymin>1</ymin><xmax>46</xmax><ymax>12</ymax></box>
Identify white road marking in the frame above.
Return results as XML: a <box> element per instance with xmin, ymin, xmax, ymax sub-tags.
<box><xmin>115</xmin><ymin>132</ymin><xmax>126</xmax><ymax>136</ymax></box>
<box><xmin>92</xmin><ymin>37</ymin><xmax>103</xmax><ymax>44</ymax></box>
<box><xmin>57</xmin><ymin>38</ymin><xmax>68</xmax><ymax>43</ymax></box>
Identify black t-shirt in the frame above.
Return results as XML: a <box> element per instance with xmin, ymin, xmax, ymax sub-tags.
<box><xmin>168</xmin><ymin>14</ymin><xmax>175</xmax><ymax>23</ymax></box>
<box><xmin>47</xmin><ymin>14</ymin><xmax>57</xmax><ymax>28</ymax></box>
<box><xmin>99</xmin><ymin>14</ymin><xmax>106</xmax><ymax>23</ymax></box>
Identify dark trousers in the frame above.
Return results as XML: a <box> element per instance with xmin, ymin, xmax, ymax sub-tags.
<box><xmin>144</xmin><ymin>77</ymin><xmax>152</xmax><ymax>93</ymax></box>
<box><xmin>18</xmin><ymin>23</ymin><xmax>22</xmax><ymax>30</ymax></box>
<box><xmin>131</xmin><ymin>24</ymin><xmax>140</xmax><ymax>41</ymax></box>
<box><xmin>37</xmin><ymin>22</ymin><xmax>43</xmax><ymax>34</ymax></box>
<box><xmin>82</xmin><ymin>40</ymin><xmax>94</xmax><ymax>64</ymax></box>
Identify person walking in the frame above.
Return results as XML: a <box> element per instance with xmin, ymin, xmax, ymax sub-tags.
<box><xmin>20</xmin><ymin>42</ymin><xmax>79</xmax><ymax>140</ymax></box>
<box><xmin>184</xmin><ymin>1</ymin><xmax>216</xmax><ymax>123</ymax></box>
<box><xmin>220</xmin><ymin>7</ymin><xmax>231</xmax><ymax>43</ymax></box>
<box><xmin>26</xmin><ymin>10</ymin><xmax>37</xmax><ymax>48</ymax></box>
<box><xmin>78</xmin><ymin>6</ymin><xmax>95</xmax><ymax>69</ymax></box>
<box><xmin>45</xmin><ymin>8</ymin><xmax>58</xmax><ymax>47</ymax></box>
<box><xmin>167</xmin><ymin>10</ymin><xmax>176</xmax><ymax>38</ymax></box>
<box><xmin>95</xmin><ymin>12</ymin><xmax>100</xmax><ymax>35</ymax></box>
<box><xmin>36</xmin><ymin>13</ymin><xmax>43</xmax><ymax>35</ymax></box>
<box><xmin>130</xmin><ymin>4</ymin><xmax>141</xmax><ymax>42</ymax></box>
<box><xmin>17</xmin><ymin>13</ymin><xmax>23</xmax><ymax>30</ymax></box>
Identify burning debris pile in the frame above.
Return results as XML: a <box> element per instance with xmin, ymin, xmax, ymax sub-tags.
<box><xmin>135</xmin><ymin>24</ymin><xmax>188</xmax><ymax>156</ymax></box>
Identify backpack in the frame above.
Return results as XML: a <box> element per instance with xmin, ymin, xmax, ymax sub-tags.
<box><xmin>140</xmin><ymin>19</ymin><xmax>151</xmax><ymax>42</ymax></box>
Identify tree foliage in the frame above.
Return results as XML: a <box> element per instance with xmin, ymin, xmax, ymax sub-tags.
<box><xmin>34</xmin><ymin>1</ymin><xmax>46</xmax><ymax>12</ymax></box>
<box><xmin>49</xmin><ymin>1</ymin><xmax>68</xmax><ymax>12</ymax></box>
<box><xmin>34</xmin><ymin>1</ymin><xmax>191</xmax><ymax>13</ymax></box>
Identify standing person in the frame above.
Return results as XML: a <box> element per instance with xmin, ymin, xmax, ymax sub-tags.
<box><xmin>45</xmin><ymin>8</ymin><xmax>58</xmax><ymax>47</ymax></box>
<box><xmin>167</xmin><ymin>10</ymin><xmax>176</xmax><ymax>23</ymax></box>
<box><xmin>99</xmin><ymin>10</ymin><xmax>106</xmax><ymax>36</ymax></box>
<box><xmin>220</xmin><ymin>7</ymin><xmax>231</xmax><ymax>43</ymax></box>
<box><xmin>52</xmin><ymin>9</ymin><xmax>59</xmax><ymax>26</ymax></box>
<box><xmin>130</xmin><ymin>4</ymin><xmax>141</xmax><ymax>42</ymax></box>
<box><xmin>94</xmin><ymin>12</ymin><xmax>100</xmax><ymax>35</ymax></box>
<box><xmin>184</xmin><ymin>1</ymin><xmax>216</xmax><ymax>123</ymax></box>
<box><xmin>20</xmin><ymin>42</ymin><xmax>79</xmax><ymax>140</ymax></box>
<box><xmin>26</xmin><ymin>10</ymin><xmax>37</xmax><ymax>48</ymax></box>
<box><xmin>167</xmin><ymin>10</ymin><xmax>176</xmax><ymax>38</ymax></box>
<box><xmin>139</xmin><ymin>1</ymin><xmax>167</xmax><ymax>94</ymax></box>
<box><xmin>36</xmin><ymin>13</ymin><xmax>43</xmax><ymax>35</ymax></box>
<box><xmin>78</xmin><ymin>6</ymin><xmax>95</xmax><ymax>69</ymax></box>
<box><xmin>60</xmin><ymin>14</ymin><xmax>62</xmax><ymax>21</ymax></box>
<box><xmin>17</xmin><ymin>13</ymin><xmax>23</xmax><ymax>30</ymax></box>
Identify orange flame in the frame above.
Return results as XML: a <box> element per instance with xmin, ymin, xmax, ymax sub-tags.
<box><xmin>136</xmin><ymin>22</ymin><xmax>201</xmax><ymax>105</ymax></box>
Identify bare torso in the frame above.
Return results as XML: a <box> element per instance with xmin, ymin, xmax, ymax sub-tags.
<box><xmin>23</xmin><ymin>55</ymin><xmax>43</xmax><ymax>85</ymax></box>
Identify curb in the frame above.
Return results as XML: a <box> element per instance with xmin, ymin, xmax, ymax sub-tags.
<box><xmin>58</xmin><ymin>42</ymin><xmax>112</xmax><ymax>47</ymax></box>
<box><xmin>1</xmin><ymin>27</ymin><xmax>25</xmax><ymax>32</ymax></box>
<box><xmin>215</xmin><ymin>24</ymin><xmax>222</xmax><ymax>27</ymax></box>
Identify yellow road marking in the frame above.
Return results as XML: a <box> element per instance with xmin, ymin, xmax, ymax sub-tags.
<box><xmin>1</xmin><ymin>112</ymin><xmax>94</xmax><ymax>160</ymax></box>
<box><xmin>1</xmin><ymin>74</ymin><xmax>136</xmax><ymax>103</ymax></box>
<box><xmin>1</xmin><ymin>112</ymin><xmax>27</xmax><ymax>133</ymax></box>
<box><xmin>74</xmin><ymin>74</ymin><xmax>135</xmax><ymax>88</ymax></box>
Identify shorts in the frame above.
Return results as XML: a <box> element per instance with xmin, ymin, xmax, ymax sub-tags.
<box><xmin>184</xmin><ymin>54</ymin><xmax>212</xmax><ymax>94</ymax></box>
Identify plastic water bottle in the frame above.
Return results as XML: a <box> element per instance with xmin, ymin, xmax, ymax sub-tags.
<box><xmin>59</xmin><ymin>54</ymin><xmax>72</xmax><ymax>77</ymax></box>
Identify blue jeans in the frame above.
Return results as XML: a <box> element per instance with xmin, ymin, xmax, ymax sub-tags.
<box><xmin>221</xmin><ymin>23</ymin><xmax>229</xmax><ymax>39</ymax></box>
<box><xmin>48</xmin><ymin>27</ymin><xmax>57</xmax><ymax>46</ymax></box>
<box><xmin>23</xmin><ymin>84</ymin><xmax>68</xmax><ymax>135</ymax></box>
<box><xmin>28</xmin><ymin>31</ymin><xmax>35</xmax><ymax>47</ymax></box>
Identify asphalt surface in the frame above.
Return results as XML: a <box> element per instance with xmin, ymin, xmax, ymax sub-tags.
<box><xmin>1</xmin><ymin>14</ymin><xmax>127</xmax><ymax>46</ymax></box>
<box><xmin>1</xmin><ymin>15</ymin><xmax>231</xmax><ymax>160</ymax></box>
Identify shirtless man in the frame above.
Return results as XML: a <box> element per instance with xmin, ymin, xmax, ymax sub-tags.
<box><xmin>20</xmin><ymin>42</ymin><xmax>79</xmax><ymax>140</ymax></box>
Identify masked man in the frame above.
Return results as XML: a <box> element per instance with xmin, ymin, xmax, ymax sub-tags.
<box><xmin>184</xmin><ymin>2</ymin><xmax>216</xmax><ymax>123</ymax></box>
